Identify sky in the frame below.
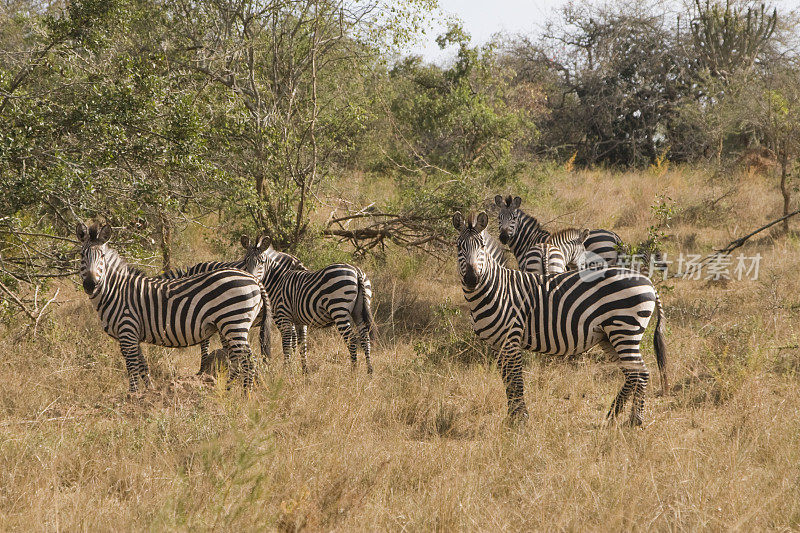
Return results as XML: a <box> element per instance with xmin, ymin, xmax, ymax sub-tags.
<box><xmin>408</xmin><ymin>0</ymin><xmax>799</xmax><ymax>64</ymax></box>
<box><xmin>408</xmin><ymin>0</ymin><xmax>568</xmax><ymax>63</ymax></box>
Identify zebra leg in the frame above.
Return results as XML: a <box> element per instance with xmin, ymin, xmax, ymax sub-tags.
<box><xmin>197</xmin><ymin>338</ymin><xmax>211</xmax><ymax>375</ymax></box>
<box><xmin>629</xmin><ymin>370</ymin><xmax>650</xmax><ymax>427</ymax></box>
<box><xmin>119</xmin><ymin>336</ymin><xmax>147</xmax><ymax>393</ymax></box>
<box><xmin>601</xmin><ymin>337</ymin><xmax>649</xmax><ymax>425</ymax></box>
<box><xmin>358</xmin><ymin>322</ymin><xmax>373</xmax><ymax>375</ymax></box>
<box><xmin>297</xmin><ymin>324</ymin><xmax>308</xmax><ymax>374</ymax></box>
<box><xmin>333</xmin><ymin>314</ymin><xmax>359</xmax><ymax>370</ymax></box>
<box><xmin>277</xmin><ymin>320</ymin><xmax>295</xmax><ymax>366</ymax></box>
<box><xmin>607</xmin><ymin>368</ymin><xmax>637</xmax><ymax>421</ymax></box>
<box><xmin>497</xmin><ymin>347</ymin><xmax>528</xmax><ymax>422</ymax></box>
<box><xmin>221</xmin><ymin>331</ymin><xmax>255</xmax><ymax>390</ymax></box>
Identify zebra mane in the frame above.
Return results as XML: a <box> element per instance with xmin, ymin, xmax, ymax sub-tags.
<box><xmin>102</xmin><ymin>245</ymin><xmax>147</xmax><ymax>278</ymax></box>
<box><xmin>266</xmin><ymin>249</ymin><xmax>308</xmax><ymax>271</ymax></box>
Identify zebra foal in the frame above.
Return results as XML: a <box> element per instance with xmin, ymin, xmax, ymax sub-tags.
<box><xmin>454</xmin><ymin>211</ymin><xmax>668</xmax><ymax>426</ymax></box>
<box><xmin>525</xmin><ymin>229</ymin><xmax>590</xmax><ymax>276</ymax></box>
<box><xmin>77</xmin><ymin>222</ymin><xmax>269</xmax><ymax>392</ymax></box>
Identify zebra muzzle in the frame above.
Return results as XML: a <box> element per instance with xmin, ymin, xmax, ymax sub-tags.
<box><xmin>83</xmin><ymin>277</ymin><xmax>97</xmax><ymax>294</ymax></box>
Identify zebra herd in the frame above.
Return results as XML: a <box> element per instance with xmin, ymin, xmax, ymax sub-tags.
<box><xmin>78</xmin><ymin>194</ymin><xmax>667</xmax><ymax>427</ymax></box>
<box><xmin>77</xmin><ymin>222</ymin><xmax>375</xmax><ymax>394</ymax></box>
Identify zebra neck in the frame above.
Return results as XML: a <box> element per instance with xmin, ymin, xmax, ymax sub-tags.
<box><xmin>462</xmin><ymin>258</ymin><xmax>506</xmax><ymax>302</ymax></box>
<box><xmin>509</xmin><ymin>214</ymin><xmax>549</xmax><ymax>257</ymax></box>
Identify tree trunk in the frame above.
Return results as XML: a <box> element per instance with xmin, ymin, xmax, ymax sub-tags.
<box><xmin>158</xmin><ymin>211</ymin><xmax>172</xmax><ymax>272</ymax></box>
<box><xmin>780</xmin><ymin>147</ymin><xmax>791</xmax><ymax>234</ymax></box>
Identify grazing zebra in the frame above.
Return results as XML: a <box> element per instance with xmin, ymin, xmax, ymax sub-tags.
<box><xmin>160</xmin><ymin>235</ymin><xmax>273</xmax><ymax>363</ymax></box>
<box><xmin>77</xmin><ymin>222</ymin><xmax>269</xmax><ymax>392</ymax></box>
<box><xmin>453</xmin><ymin>211</ymin><xmax>668</xmax><ymax>426</ymax></box>
<box><xmin>255</xmin><ymin>247</ymin><xmax>375</xmax><ymax>374</ymax></box>
<box><xmin>494</xmin><ymin>195</ymin><xmax>623</xmax><ymax>268</ymax></box>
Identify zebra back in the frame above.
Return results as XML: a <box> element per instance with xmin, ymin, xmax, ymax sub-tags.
<box><xmin>161</xmin><ymin>234</ymin><xmax>272</xmax><ymax>280</ymax></box>
<box><xmin>161</xmin><ymin>260</ymin><xmax>242</xmax><ymax>279</ymax></box>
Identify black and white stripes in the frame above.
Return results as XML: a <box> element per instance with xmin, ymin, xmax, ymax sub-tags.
<box><xmin>454</xmin><ymin>211</ymin><xmax>667</xmax><ymax>425</ymax></box>
<box><xmin>77</xmin><ymin>222</ymin><xmax>270</xmax><ymax>391</ymax></box>
<box><xmin>260</xmin><ymin>249</ymin><xmax>375</xmax><ymax>374</ymax></box>
<box><xmin>495</xmin><ymin>195</ymin><xmax>622</xmax><ymax>270</ymax></box>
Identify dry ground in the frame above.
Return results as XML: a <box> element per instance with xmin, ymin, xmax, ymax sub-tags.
<box><xmin>2</xmin><ymin>166</ymin><xmax>800</xmax><ymax>531</ymax></box>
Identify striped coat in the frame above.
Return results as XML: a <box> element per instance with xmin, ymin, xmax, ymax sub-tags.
<box><xmin>260</xmin><ymin>249</ymin><xmax>375</xmax><ymax>374</ymax></box>
<box><xmin>494</xmin><ymin>195</ymin><xmax>622</xmax><ymax>269</ymax></box>
<box><xmin>77</xmin><ymin>223</ymin><xmax>269</xmax><ymax>391</ymax></box>
<box><xmin>160</xmin><ymin>235</ymin><xmax>273</xmax><ymax>363</ymax></box>
<box><xmin>454</xmin><ymin>211</ymin><xmax>667</xmax><ymax>426</ymax></box>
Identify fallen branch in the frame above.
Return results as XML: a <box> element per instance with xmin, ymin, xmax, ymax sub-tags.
<box><xmin>716</xmin><ymin>208</ymin><xmax>800</xmax><ymax>255</ymax></box>
<box><xmin>668</xmin><ymin>208</ymin><xmax>800</xmax><ymax>280</ymax></box>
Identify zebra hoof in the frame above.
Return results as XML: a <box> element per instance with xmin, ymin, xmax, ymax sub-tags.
<box><xmin>506</xmin><ymin>409</ymin><xmax>529</xmax><ymax>427</ymax></box>
<box><xmin>628</xmin><ymin>415</ymin><xmax>644</xmax><ymax>427</ymax></box>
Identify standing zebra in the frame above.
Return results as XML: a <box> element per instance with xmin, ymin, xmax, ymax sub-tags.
<box><xmin>257</xmin><ymin>247</ymin><xmax>375</xmax><ymax>374</ymax></box>
<box><xmin>77</xmin><ymin>222</ymin><xmax>269</xmax><ymax>391</ymax></box>
<box><xmin>525</xmin><ymin>229</ymin><xmax>590</xmax><ymax>276</ymax></box>
<box><xmin>453</xmin><ymin>211</ymin><xmax>667</xmax><ymax>426</ymax></box>
<box><xmin>494</xmin><ymin>195</ymin><xmax>623</xmax><ymax>269</ymax></box>
<box><xmin>160</xmin><ymin>235</ymin><xmax>273</xmax><ymax>363</ymax></box>
<box><xmin>525</xmin><ymin>243</ymin><xmax>568</xmax><ymax>276</ymax></box>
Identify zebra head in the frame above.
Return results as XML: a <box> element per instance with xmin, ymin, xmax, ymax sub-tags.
<box><xmin>453</xmin><ymin>211</ymin><xmax>489</xmax><ymax>290</ymax></box>
<box><xmin>494</xmin><ymin>195</ymin><xmax>523</xmax><ymax>245</ymax></box>
<box><xmin>240</xmin><ymin>234</ymin><xmax>273</xmax><ymax>282</ymax></box>
<box><xmin>76</xmin><ymin>222</ymin><xmax>112</xmax><ymax>296</ymax></box>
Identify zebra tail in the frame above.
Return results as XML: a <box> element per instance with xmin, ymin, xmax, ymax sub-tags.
<box><xmin>653</xmin><ymin>288</ymin><xmax>668</xmax><ymax>394</ymax></box>
<box><xmin>353</xmin><ymin>272</ymin><xmax>376</xmax><ymax>342</ymax></box>
<box><xmin>259</xmin><ymin>283</ymin><xmax>272</xmax><ymax>360</ymax></box>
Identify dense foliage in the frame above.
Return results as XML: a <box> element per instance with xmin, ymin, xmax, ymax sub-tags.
<box><xmin>1</xmin><ymin>0</ymin><xmax>799</xmax><ymax>321</ymax></box>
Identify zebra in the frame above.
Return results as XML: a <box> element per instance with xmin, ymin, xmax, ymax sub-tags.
<box><xmin>524</xmin><ymin>229</ymin><xmax>590</xmax><ymax>276</ymax></box>
<box><xmin>256</xmin><ymin>247</ymin><xmax>376</xmax><ymax>374</ymax></box>
<box><xmin>525</xmin><ymin>243</ymin><xmax>568</xmax><ymax>276</ymax></box>
<box><xmin>494</xmin><ymin>195</ymin><xmax>623</xmax><ymax>269</ymax></box>
<box><xmin>77</xmin><ymin>222</ymin><xmax>270</xmax><ymax>392</ymax></box>
<box><xmin>545</xmin><ymin>228</ymin><xmax>590</xmax><ymax>269</ymax></box>
<box><xmin>453</xmin><ymin>211</ymin><xmax>668</xmax><ymax>426</ymax></box>
<box><xmin>160</xmin><ymin>235</ymin><xmax>274</xmax><ymax>363</ymax></box>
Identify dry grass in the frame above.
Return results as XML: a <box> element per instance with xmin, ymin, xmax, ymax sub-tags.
<box><xmin>3</xmin><ymin>167</ymin><xmax>800</xmax><ymax>530</ymax></box>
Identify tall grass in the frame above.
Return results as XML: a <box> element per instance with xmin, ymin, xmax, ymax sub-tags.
<box><xmin>2</xmin><ymin>167</ymin><xmax>800</xmax><ymax>530</ymax></box>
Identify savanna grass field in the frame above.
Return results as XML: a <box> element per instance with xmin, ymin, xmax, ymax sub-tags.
<box><xmin>3</xmin><ymin>166</ymin><xmax>800</xmax><ymax>530</ymax></box>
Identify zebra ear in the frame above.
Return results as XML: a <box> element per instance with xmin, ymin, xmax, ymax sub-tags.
<box><xmin>475</xmin><ymin>212</ymin><xmax>489</xmax><ymax>232</ymax></box>
<box><xmin>98</xmin><ymin>224</ymin><xmax>112</xmax><ymax>243</ymax></box>
<box><xmin>580</xmin><ymin>229</ymin><xmax>590</xmax><ymax>242</ymax></box>
<box><xmin>452</xmin><ymin>211</ymin><xmax>465</xmax><ymax>231</ymax></box>
<box><xmin>257</xmin><ymin>234</ymin><xmax>270</xmax><ymax>251</ymax></box>
<box><xmin>240</xmin><ymin>235</ymin><xmax>251</xmax><ymax>249</ymax></box>
<box><xmin>76</xmin><ymin>222</ymin><xmax>89</xmax><ymax>242</ymax></box>
<box><xmin>494</xmin><ymin>195</ymin><xmax>504</xmax><ymax>208</ymax></box>
<box><xmin>511</xmin><ymin>196</ymin><xmax>522</xmax><ymax>210</ymax></box>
